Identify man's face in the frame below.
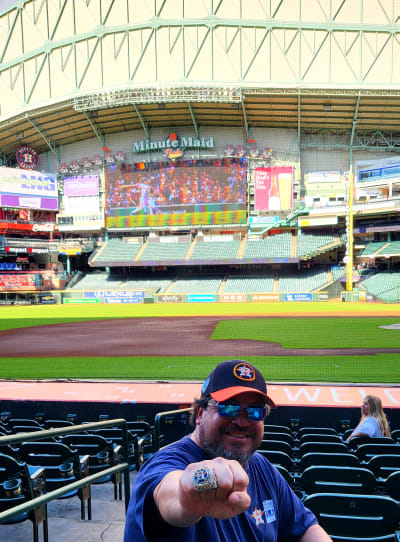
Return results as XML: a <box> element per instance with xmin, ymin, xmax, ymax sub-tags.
<box><xmin>194</xmin><ymin>391</ymin><xmax>265</xmax><ymax>464</ymax></box>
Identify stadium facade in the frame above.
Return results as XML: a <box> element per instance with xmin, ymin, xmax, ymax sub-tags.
<box><xmin>0</xmin><ymin>0</ymin><xmax>400</xmax><ymax>303</ymax></box>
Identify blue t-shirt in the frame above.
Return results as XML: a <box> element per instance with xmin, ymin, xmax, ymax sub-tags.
<box><xmin>124</xmin><ymin>435</ymin><xmax>317</xmax><ymax>541</ymax></box>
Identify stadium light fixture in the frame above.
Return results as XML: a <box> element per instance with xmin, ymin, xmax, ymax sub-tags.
<box><xmin>73</xmin><ymin>87</ymin><xmax>242</xmax><ymax>111</ymax></box>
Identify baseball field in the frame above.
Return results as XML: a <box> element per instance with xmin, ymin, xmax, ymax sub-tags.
<box><xmin>0</xmin><ymin>301</ymin><xmax>399</xmax><ymax>384</ymax></box>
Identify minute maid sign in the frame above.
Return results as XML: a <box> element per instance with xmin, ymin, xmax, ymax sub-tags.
<box><xmin>133</xmin><ymin>132</ymin><xmax>214</xmax><ymax>160</ymax></box>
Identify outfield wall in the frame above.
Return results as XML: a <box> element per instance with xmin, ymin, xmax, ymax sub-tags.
<box><xmin>0</xmin><ymin>288</ymin><xmax>375</xmax><ymax>305</ymax></box>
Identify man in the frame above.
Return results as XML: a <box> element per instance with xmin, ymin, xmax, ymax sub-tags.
<box><xmin>124</xmin><ymin>360</ymin><xmax>332</xmax><ymax>541</ymax></box>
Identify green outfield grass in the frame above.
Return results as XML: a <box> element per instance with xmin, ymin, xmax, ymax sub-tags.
<box><xmin>0</xmin><ymin>302</ymin><xmax>399</xmax><ymax>383</ymax></box>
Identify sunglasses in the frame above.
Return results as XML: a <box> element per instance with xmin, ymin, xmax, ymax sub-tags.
<box><xmin>208</xmin><ymin>399</ymin><xmax>266</xmax><ymax>422</ymax></box>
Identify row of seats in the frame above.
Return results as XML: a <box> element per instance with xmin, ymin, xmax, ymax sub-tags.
<box><xmin>91</xmin><ymin>232</ymin><xmax>344</xmax><ymax>264</ymax></box>
<box><xmin>0</xmin><ymin>417</ymin><xmax>155</xmax><ymax>540</ymax></box>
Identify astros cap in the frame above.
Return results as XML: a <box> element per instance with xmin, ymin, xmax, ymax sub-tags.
<box><xmin>201</xmin><ymin>359</ymin><xmax>276</xmax><ymax>409</ymax></box>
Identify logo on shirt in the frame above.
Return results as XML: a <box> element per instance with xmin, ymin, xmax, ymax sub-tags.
<box><xmin>262</xmin><ymin>499</ymin><xmax>276</xmax><ymax>523</ymax></box>
<box><xmin>251</xmin><ymin>506</ymin><xmax>265</xmax><ymax>526</ymax></box>
<box><xmin>233</xmin><ymin>362</ymin><xmax>256</xmax><ymax>382</ymax></box>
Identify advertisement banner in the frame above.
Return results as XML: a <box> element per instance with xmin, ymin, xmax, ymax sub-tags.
<box><xmin>254</xmin><ymin>166</ymin><xmax>293</xmax><ymax>211</ymax></box>
<box><xmin>64</xmin><ymin>298</ymin><xmax>100</xmax><ymax>304</ymax></box>
<box><xmin>0</xmin><ymin>274</ymin><xmax>37</xmax><ymax>288</ymax></box>
<box><xmin>64</xmin><ymin>175</ymin><xmax>99</xmax><ymax>196</ymax></box>
<box><xmin>284</xmin><ymin>293</ymin><xmax>312</xmax><ymax>302</ymax></box>
<box><xmin>188</xmin><ymin>294</ymin><xmax>215</xmax><ymax>303</ymax></box>
<box><xmin>158</xmin><ymin>294</ymin><xmax>183</xmax><ymax>303</ymax></box>
<box><xmin>84</xmin><ymin>291</ymin><xmax>145</xmax><ymax>299</ymax></box>
<box><xmin>0</xmin><ymin>167</ymin><xmax>58</xmax><ymax>210</ymax></box>
<box><xmin>103</xmin><ymin>297</ymin><xmax>142</xmax><ymax>303</ymax></box>
<box><xmin>251</xmin><ymin>293</ymin><xmax>279</xmax><ymax>302</ymax></box>
<box><xmin>64</xmin><ymin>196</ymin><xmax>100</xmax><ymax>214</ymax></box>
<box><xmin>221</xmin><ymin>294</ymin><xmax>246</xmax><ymax>302</ymax></box>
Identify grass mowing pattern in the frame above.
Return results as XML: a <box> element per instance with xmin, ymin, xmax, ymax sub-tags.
<box><xmin>211</xmin><ymin>317</ymin><xmax>400</xmax><ymax>349</ymax></box>
<box><xmin>0</xmin><ymin>354</ymin><xmax>398</xmax><ymax>383</ymax></box>
<box><xmin>1</xmin><ymin>304</ymin><xmax>399</xmax><ymax>383</ymax></box>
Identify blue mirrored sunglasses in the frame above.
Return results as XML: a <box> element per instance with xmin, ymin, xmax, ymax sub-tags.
<box><xmin>208</xmin><ymin>399</ymin><xmax>266</xmax><ymax>422</ymax></box>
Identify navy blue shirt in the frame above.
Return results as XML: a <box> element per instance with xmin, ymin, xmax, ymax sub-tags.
<box><xmin>124</xmin><ymin>436</ymin><xmax>317</xmax><ymax>541</ymax></box>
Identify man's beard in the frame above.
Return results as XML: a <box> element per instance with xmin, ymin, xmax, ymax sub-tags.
<box><xmin>199</xmin><ymin>425</ymin><xmax>257</xmax><ymax>465</ymax></box>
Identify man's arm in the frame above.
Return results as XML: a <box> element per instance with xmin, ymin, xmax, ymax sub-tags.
<box><xmin>153</xmin><ymin>457</ymin><xmax>250</xmax><ymax>528</ymax></box>
<box><xmin>299</xmin><ymin>523</ymin><xmax>333</xmax><ymax>541</ymax></box>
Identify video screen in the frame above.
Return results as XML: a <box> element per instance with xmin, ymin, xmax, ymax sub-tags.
<box><xmin>105</xmin><ymin>157</ymin><xmax>247</xmax><ymax>229</ymax></box>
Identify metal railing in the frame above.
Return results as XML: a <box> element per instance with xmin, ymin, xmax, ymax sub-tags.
<box><xmin>0</xmin><ymin>418</ymin><xmax>132</xmax><ymax>524</ymax></box>
<box><xmin>153</xmin><ymin>407</ymin><xmax>193</xmax><ymax>452</ymax></box>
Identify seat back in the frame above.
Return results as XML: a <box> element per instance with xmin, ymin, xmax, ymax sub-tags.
<box><xmin>347</xmin><ymin>436</ymin><xmax>394</xmax><ymax>451</ymax></box>
<box><xmin>8</xmin><ymin>419</ymin><xmax>41</xmax><ymax>429</ymax></box>
<box><xmin>391</xmin><ymin>429</ymin><xmax>400</xmax><ymax>444</ymax></box>
<box><xmin>301</xmin><ymin>466</ymin><xmax>377</xmax><ymax>495</ymax></box>
<box><xmin>298</xmin><ymin>441</ymin><xmax>348</xmax><ymax>456</ymax></box>
<box><xmin>263</xmin><ymin>432</ymin><xmax>294</xmax><ymax>446</ymax></box>
<box><xmin>0</xmin><ymin>453</ymin><xmax>33</xmax><ymax>516</ymax></box>
<box><xmin>263</xmin><ymin>424</ymin><xmax>293</xmax><ymax>436</ymax></box>
<box><xmin>297</xmin><ymin>427</ymin><xmax>337</xmax><ymax>438</ymax></box>
<box><xmin>299</xmin><ymin>433</ymin><xmax>343</xmax><ymax>444</ymax></box>
<box><xmin>366</xmin><ymin>454</ymin><xmax>400</xmax><ymax>479</ymax></box>
<box><xmin>257</xmin><ymin>450</ymin><xmax>293</xmax><ymax>471</ymax></box>
<box><xmin>355</xmin><ymin>443</ymin><xmax>400</xmax><ymax>462</ymax></box>
<box><xmin>43</xmin><ymin>420</ymin><xmax>74</xmax><ymax>430</ymax></box>
<box><xmin>258</xmin><ymin>440</ymin><xmax>292</xmax><ymax>455</ymax></box>
<box><xmin>303</xmin><ymin>493</ymin><xmax>400</xmax><ymax>540</ymax></box>
<box><xmin>299</xmin><ymin>452</ymin><xmax>360</xmax><ymax>471</ymax></box>
<box><xmin>385</xmin><ymin>471</ymin><xmax>400</xmax><ymax>501</ymax></box>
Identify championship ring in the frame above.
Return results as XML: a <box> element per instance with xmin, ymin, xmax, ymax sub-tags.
<box><xmin>192</xmin><ymin>467</ymin><xmax>218</xmax><ymax>493</ymax></box>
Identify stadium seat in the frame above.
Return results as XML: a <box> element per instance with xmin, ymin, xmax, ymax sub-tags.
<box><xmin>300</xmin><ymin>465</ymin><xmax>377</xmax><ymax>495</ymax></box>
<box><xmin>42</xmin><ymin>420</ymin><xmax>75</xmax><ymax>430</ymax></box>
<box><xmin>296</xmin><ymin>427</ymin><xmax>338</xmax><ymax>438</ymax></box>
<box><xmin>354</xmin><ymin>443</ymin><xmax>400</xmax><ymax>462</ymax></box>
<box><xmin>385</xmin><ymin>471</ymin><xmax>400</xmax><ymax>501</ymax></box>
<box><xmin>390</xmin><ymin>429</ymin><xmax>400</xmax><ymax>444</ymax></box>
<box><xmin>257</xmin><ymin>450</ymin><xmax>293</xmax><ymax>472</ymax></box>
<box><xmin>264</xmin><ymin>424</ymin><xmax>293</xmax><ymax>436</ymax></box>
<box><xmin>18</xmin><ymin>441</ymin><xmax>91</xmax><ymax>520</ymax></box>
<box><xmin>347</xmin><ymin>436</ymin><xmax>394</xmax><ymax>452</ymax></box>
<box><xmin>262</xmin><ymin>432</ymin><xmax>294</xmax><ymax>446</ymax></box>
<box><xmin>61</xmin><ymin>434</ymin><xmax>122</xmax><ymax>500</ymax></box>
<box><xmin>298</xmin><ymin>442</ymin><xmax>349</xmax><ymax>456</ymax></box>
<box><xmin>298</xmin><ymin>433</ymin><xmax>343</xmax><ymax>444</ymax></box>
<box><xmin>366</xmin><ymin>454</ymin><xmax>400</xmax><ymax>481</ymax></box>
<box><xmin>303</xmin><ymin>492</ymin><xmax>400</xmax><ymax>541</ymax></box>
<box><xmin>0</xmin><ymin>452</ymin><xmax>48</xmax><ymax>542</ymax></box>
<box><xmin>8</xmin><ymin>419</ymin><xmax>41</xmax><ymax>429</ymax></box>
<box><xmin>90</xmin><ymin>428</ymin><xmax>141</xmax><ymax>470</ymax></box>
<box><xmin>299</xmin><ymin>453</ymin><xmax>361</xmax><ymax>471</ymax></box>
<box><xmin>258</xmin><ymin>440</ymin><xmax>293</xmax><ymax>455</ymax></box>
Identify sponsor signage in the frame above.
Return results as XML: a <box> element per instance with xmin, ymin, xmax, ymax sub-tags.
<box><xmin>0</xmin><ymin>167</ymin><xmax>58</xmax><ymax>210</ymax></box>
<box><xmin>284</xmin><ymin>293</ymin><xmax>313</xmax><ymax>302</ymax></box>
<box><xmin>299</xmin><ymin>216</ymin><xmax>338</xmax><ymax>227</ymax></box>
<box><xmin>188</xmin><ymin>294</ymin><xmax>215</xmax><ymax>303</ymax></box>
<box><xmin>103</xmin><ymin>297</ymin><xmax>142</xmax><ymax>304</ymax></box>
<box><xmin>254</xmin><ymin>166</ymin><xmax>293</xmax><ymax>211</ymax></box>
<box><xmin>306</xmin><ymin>171</ymin><xmax>341</xmax><ymax>183</ymax></box>
<box><xmin>221</xmin><ymin>294</ymin><xmax>246</xmax><ymax>302</ymax></box>
<box><xmin>63</xmin><ymin>195</ymin><xmax>100</xmax><ymax>214</ymax></box>
<box><xmin>158</xmin><ymin>294</ymin><xmax>183</xmax><ymax>303</ymax></box>
<box><xmin>251</xmin><ymin>293</ymin><xmax>279</xmax><ymax>302</ymax></box>
<box><xmin>64</xmin><ymin>175</ymin><xmax>99</xmax><ymax>197</ymax></box>
<box><xmin>133</xmin><ymin>132</ymin><xmax>214</xmax><ymax>156</ymax></box>
<box><xmin>64</xmin><ymin>298</ymin><xmax>100</xmax><ymax>304</ymax></box>
<box><xmin>318</xmin><ymin>292</ymin><xmax>329</xmax><ymax>301</ymax></box>
<box><xmin>84</xmin><ymin>290</ymin><xmax>145</xmax><ymax>299</ymax></box>
<box><xmin>0</xmin><ymin>222</ymin><xmax>55</xmax><ymax>232</ymax></box>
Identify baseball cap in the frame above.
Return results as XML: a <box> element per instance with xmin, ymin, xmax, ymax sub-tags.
<box><xmin>201</xmin><ymin>359</ymin><xmax>276</xmax><ymax>409</ymax></box>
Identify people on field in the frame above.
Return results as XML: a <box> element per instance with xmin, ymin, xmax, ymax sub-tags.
<box><xmin>346</xmin><ymin>394</ymin><xmax>391</xmax><ymax>442</ymax></box>
<box><xmin>124</xmin><ymin>359</ymin><xmax>333</xmax><ymax>542</ymax></box>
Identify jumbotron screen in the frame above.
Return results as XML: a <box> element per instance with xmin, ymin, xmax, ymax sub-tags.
<box><xmin>105</xmin><ymin>157</ymin><xmax>247</xmax><ymax>229</ymax></box>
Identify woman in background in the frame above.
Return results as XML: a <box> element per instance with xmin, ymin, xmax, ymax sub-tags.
<box><xmin>346</xmin><ymin>395</ymin><xmax>391</xmax><ymax>442</ymax></box>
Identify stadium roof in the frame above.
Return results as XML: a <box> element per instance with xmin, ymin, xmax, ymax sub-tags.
<box><xmin>2</xmin><ymin>88</ymin><xmax>400</xmax><ymax>160</ymax></box>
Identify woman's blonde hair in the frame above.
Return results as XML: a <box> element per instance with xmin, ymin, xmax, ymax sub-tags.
<box><xmin>359</xmin><ymin>395</ymin><xmax>391</xmax><ymax>437</ymax></box>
